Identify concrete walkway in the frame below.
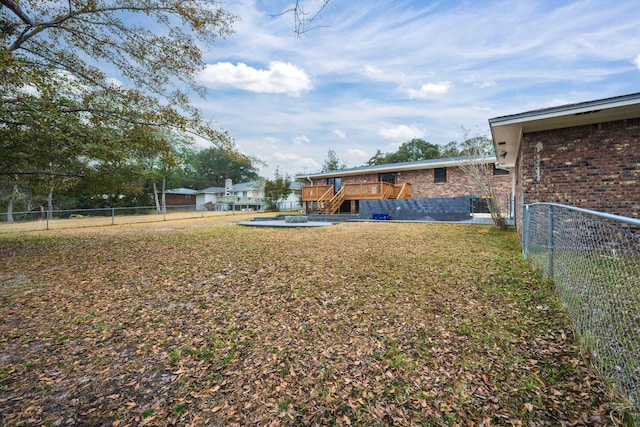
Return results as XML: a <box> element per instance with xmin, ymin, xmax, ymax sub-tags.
<box><xmin>238</xmin><ymin>220</ymin><xmax>335</xmax><ymax>228</ymax></box>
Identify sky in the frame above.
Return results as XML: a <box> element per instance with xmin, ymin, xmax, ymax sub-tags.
<box><xmin>190</xmin><ymin>0</ymin><xmax>640</xmax><ymax>179</ymax></box>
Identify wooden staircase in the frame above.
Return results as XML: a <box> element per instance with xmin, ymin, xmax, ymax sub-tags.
<box><xmin>317</xmin><ymin>187</ymin><xmax>345</xmax><ymax>214</ymax></box>
<box><xmin>395</xmin><ymin>182</ymin><xmax>411</xmax><ymax>199</ymax></box>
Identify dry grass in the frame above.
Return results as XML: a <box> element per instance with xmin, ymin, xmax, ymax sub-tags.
<box><xmin>0</xmin><ymin>219</ymin><xmax>622</xmax><ymax>426</ymax></box>
<box><xmin>0</xmin><ymin>210</ymin><xmax>266</xmax><ymax>233</ymax></box>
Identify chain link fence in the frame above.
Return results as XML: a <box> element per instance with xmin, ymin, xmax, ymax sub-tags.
<box><xmin>523</xmin><ymin>202</ymin><xmax>640</xmax><ymax>421</ymax></box>
<box><xmin>0</xmin><ymin>204</ymin><xmax>234</xmax><ymax>231</ymax></box>
<box><xmin>1</xmin><ymin>202</ymin><xmax>303</xmax><ymax>232</ymax></box>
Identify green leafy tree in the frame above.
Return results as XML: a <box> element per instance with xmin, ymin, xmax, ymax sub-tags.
<box><xmin>366</xmin><ymin>139</ymin><xmax>441</xmax><ymax>165</ymax></box>
<box><xmin>440</xmin><ymin>141</ymin><xmax>461</xmax><ymax>158</ymax></box>
<box><xmin>186</xmin><ymin>148</ymin><xmax>260</xmax><ymax>190</ymax></box>
<box><xmin>322</xmin><ymin>149</ymin><xmax>346</xmax><ymax>171</ymax></box>
<box><xmin>389</xmin><ymin>139</ymin><xmax>440</xmax><ymax>163</ymax></box>
<box><xmin>458</xmin><ymin>135</ymin><xmax>494</xmax><ymax>156</ymax></box>
<box><xmin>367</xmin><ymin>149</ymin><xmax>387</xmax><ymax>166</ymax></box>
<box><xmin>0</xmin><ymin>0</ymin><xmax>237</xmax><ymax>206</ymax></box>
<box><xmin>263</xmin><ymin>170</ymin><xmax>292</xmax><ymax>211</ymax></box>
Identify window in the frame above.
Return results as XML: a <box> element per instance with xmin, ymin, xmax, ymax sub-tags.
<box><xmin>327</xmin><ymin>177</ymin><xmax>342</xmax><ymax>191</ymax></box>
<box><xmin>379</xmin><ymin>172</ymin><xmax>397</xmax><ymax>184</ymax></box>
<box><xmin>470</xmin><ymin>196</ymin><xmax>491</xmax><ymax>213</ymax></box>
<box><xmin>434</xmin><ymin>167</ymin><xmax>447</xmax><ymax>183</ymax></box>
<box><xmin>493</xmin><ymin>164</ymin><xmax>509</xmax><ymax>175</ymax></box>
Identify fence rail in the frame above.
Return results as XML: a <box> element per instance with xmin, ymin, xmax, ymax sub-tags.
<box><xmin>523</xmin><ymin>202</ymin><xmax>640</xmax><ymax>421</ymax></box>
<box><xmin>0</xmin><ymin>202</ymin><xmax>301</xmax><ymax>232</ymax></box>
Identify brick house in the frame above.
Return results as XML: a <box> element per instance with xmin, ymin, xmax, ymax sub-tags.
<box><xmin>489</xmin><ymin>92</ymin><xmax>640</xmax><ymax>232</ymax></box>
<box><xmin>163</xmin><ymin>188</ymin><xmax>198</xmax><ymax>206</ymax></box>
<box><xmin>299</xmin><ymin>156</ymin><xmax>512</xmax><ymax>220</ymax></box>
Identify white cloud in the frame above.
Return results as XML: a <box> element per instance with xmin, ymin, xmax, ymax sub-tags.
<box><xmin>271</xmin><ymin>152</ymin><xmax>320</xmax><ymax>172</ymax></box>
<box><xmin>346</xmin><ymin>148</ymin><xmax>368</xmax><ymax>164</ymax></box>
<box><xmin>198</xmin><ymin>61</ymin><xmax>312</xmax><ymax>96</ymax></box>
<box><xmin>463</xmin><ymin>76</ymin><xmax>496</xmax><ymax>88</ymax></box>
<box><xmin>272</xmin><ymin>152</ymin><xmax>304</xmax><ymax>161</ymax></box>
<box><xmin>333</xmin><ymin>129</ymin><xmax>346</xmax><ymax>139</ymax></box>
<box><xmin>362</xmin><ymin>64</ymin><xmax>384</xmax><ymax>79</ymax></box>
<box><xmin>407</xmin><ymin>81</ymin><xmax>452</xmax><ymax>99</ymax></box>
<box><xmin>634</xmin><ymin>54</ymin><xmax>640</xmax><ymax>70</ymax></box>
<box><xmin>379</xmin><ymin>125</ymin><xmax>425</xmax><ymax>141</ymax></box>
<box><xmin>293</xmin><ymin>134</ymin><xmax>310</xmax><ymax>145</ymax></box>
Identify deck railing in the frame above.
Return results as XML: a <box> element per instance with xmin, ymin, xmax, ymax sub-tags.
<box><xmin>301</xmin><ymin>185</ymin><xmax>333</xmax><ymax>201</ymax></box>
<box><xmin>394</xmin><ymin>183</ymin><xmax>412</xmax><ymax>199</ymax></box>
<box><xmin>302</xmin><ymin>183</ymin><xmax>411</xmax><ymax>202</ymax></box>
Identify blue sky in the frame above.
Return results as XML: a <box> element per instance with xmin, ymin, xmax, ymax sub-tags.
<box><xmin>191</xmin><ymin>0</ymin><xmax>640</xmax><ymax>178</ymax></box>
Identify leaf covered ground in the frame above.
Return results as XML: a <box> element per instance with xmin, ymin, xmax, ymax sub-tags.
<box><xmin>0</xmin><ymin>219</ymin><xmax>624</xmax><ymax>426</ymax></box>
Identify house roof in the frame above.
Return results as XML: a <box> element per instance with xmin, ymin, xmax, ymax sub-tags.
<box><xmin>489</xmin><ymin>92</ymin><xmax>640</xmax><ymax>168</ymax></box>
<box><xmin>296</xmin><ymin>155</ymin><xmax>497</xmax><ymax>179</ymax></box>
<box><xmin>197</xmin><ymin>186</ymin><xmax>225</xmax><ymax>194</ymax></box>
<box><xmin>231</xmin><ymin>181</ymin><xmax>261</xmax><ymax>191</ymax></box>
<box><xmin>165</xmin><ymin>188</ymin><xmax>198</xmax><ymax>195</ymax></box>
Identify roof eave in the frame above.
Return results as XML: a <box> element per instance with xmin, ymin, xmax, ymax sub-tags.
<box><xmin>489</xmin><ymin>92</ymin><xmax>640</xmax><ymax>168</ymax></box>
<box><xmin>297</xmin><ymin>156</ymin><xmax>497</xmax><ymax>180</ymax></box>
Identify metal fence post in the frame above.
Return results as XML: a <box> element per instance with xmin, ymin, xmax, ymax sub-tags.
<box><xmin>547</xmin><ymin>204</ymin><xmax>553</xmax><ymax>278</ymax></box>
<box><xmin>522</xmin><ymin>204</ymin><xmax>530</xmax><ymax>258</ymax></box>
<box><xmin>111</xmin><ymin>207</ymin><xmax>115</xmax><ymax>225</ymax></box>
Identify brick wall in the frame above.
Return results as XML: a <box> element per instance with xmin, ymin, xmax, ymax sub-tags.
<box><xmin>312</xmin><ymin>166</ymin><xmax>511</xmax><ymax>206</ymax></box>
<box><xmin>399</xmin><ymin>167</ymin><xmax>510</xmax><ymax>207</ymax></box>
<box><xmin>307</xmin><ymin>164</ymin><xmax>512</xmax><ymax>217</ymax></box>
<box><xmin>164</xmin><ymin>194</ymin><xmax>195</xmax><ymax>206</ymax></box>
<box><xmin>516</xmin><ymin>117</ymin><xmax>640</xmax><ymax>230</ymax></box>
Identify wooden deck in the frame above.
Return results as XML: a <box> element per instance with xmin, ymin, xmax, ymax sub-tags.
<box><xmin>302</xmin><ymin>183</ymin><xmax>411</xmax><ymax>214</ymax></box>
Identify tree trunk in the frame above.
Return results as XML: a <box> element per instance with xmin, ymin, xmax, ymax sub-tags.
<box><xmin>161</xmin><ymin>174</ymin><xmax>166</xmax><ymax>214</ymax></box>
<box><xmin>7</xmin><ymin>196</ymin><xmax>14</xmax><ymax>223</ymax></box>
<box><xmin>48</xmin><ymin>187</ymin><xmax>54</xmax><ymax>213</ymax></box>
<box><xmin>152</xmin><ymin>181</ymin><xmax>161</xmax><ymax>214</ymax></box>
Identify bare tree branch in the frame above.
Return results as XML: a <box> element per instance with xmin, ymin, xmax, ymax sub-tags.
<box><xmin>1</xmin><ymin>0</ymin><xmax>34</xmax><ymax>26</ymax></box>
<box><xmin>269</xmin><ymin>0</ymin><xmax>331</xmax><ymax>36</ymax></box>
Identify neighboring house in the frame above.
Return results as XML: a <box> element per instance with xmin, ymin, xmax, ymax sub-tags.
<box><xmin>195</xmin><ymin>186</ymin><xmax>225</xmax><ymax>209</ymax></box>
<box><xmin>278</xmin><ymin>181</ymin><xmax>303</xmax><ymax>211</ymax></box>
<box><xmin>489</xmin><ymin>92</ymin><xmax>640</xmax><ymax>232</ymax></box>
<box><xmin>190</xmin><ymin>181</ymin><xmax>263</xmax><ymax>211</ymax></box>
<box><xmin>163</xmin><ymin>188</ymin><xmax>198</xmax><ymax>206</ymax></box>
<box><xmin>223</xmin><ymin>181</ymin><xmax>264</xmax><ymax>211</ymax></box>
<box><xmin>185</xmin><ymin>180</ymin><xmax>302</xmax><ymax>211</ymax></box>
<box><xmin>298</xmin><ymin>156</ymin><xmax>512</xmax><ymax>220</ymax></box>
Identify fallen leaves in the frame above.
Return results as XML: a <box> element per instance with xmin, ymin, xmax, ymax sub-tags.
<box><xmin>0</xmin><ymin>221</ymin><xmax>624</xmax><ymax>425</ymax></box>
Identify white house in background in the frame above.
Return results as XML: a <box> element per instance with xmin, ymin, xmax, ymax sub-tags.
<box><xmin>224</xmin><ymin>181</ymin><xmax>265</xmax><ymax>211</ymax></box>
<box><xmin>195</xmin><ymin>186</ymin><xmax>225</xmax><ymax>208</ymax></box>
<box><xmin>190</xmin><ymin>180</ymin><xmax>302</xmax><ymax>211</ymax></box>
<box><xmin>281</xmin><ymin>181</ymin><xmax>303</xmax><ymax>211</ymax></box>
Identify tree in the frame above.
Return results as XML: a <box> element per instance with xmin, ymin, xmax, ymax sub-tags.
<box><xmin>440</xmin><ymin>141</ymin><xmax>461</xmax><ymax>158</ymax></box>
<box><xmin>185</xmin><ymin>147</ymin><xmax>260</xmax><ymax>190</ymax></box>
<box><xmin>272</xmin><ymin>0</ymin><xmax>331</xmax><ymax>36</ymax></box>
<box><xmin>0</xmin><ymin>1</ymin><xmax>237</xmax><ymax>205</ymax></box>
<box><xmin>367</xmin><ymin>149</ymin><xmax>386</xmax><ymax>166</ymax></box>
<box><xmin>366</xmin><ymin>139</ymin><xmax>441</xmax><ymax>165</ymax></box>
<box><xmin>322</xmin><ymin>149</ymin><xmax>346</xmax><ymax>171</ymax></box>
<box><xmin>263</xmin><ymin>170</ymin><xmax>292</xmax><ymax>211</ymax></box>
<box><xmin>390</xmin><ymin>139</ymin><xmax>440</xmax><ymax>163</ymax></box>
<box><xmin>456</xmin><ymin>131</ymin><xmax>507</xmax><ymax>230</ymax></box>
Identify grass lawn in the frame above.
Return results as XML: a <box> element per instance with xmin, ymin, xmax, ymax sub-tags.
<box><xmin>0</xmin><ymin>219</ymin><xmax>623</xmax><ymax>426</ymax></box>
